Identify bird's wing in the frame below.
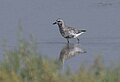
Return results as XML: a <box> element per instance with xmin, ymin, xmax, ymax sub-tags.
<box><xmin>67</xmin><ymin>26</ymin><xmax>81</xmax><ymax>34</ymax></box>
<box><xmin>62</xmin><ymin>27</ymin><xmax>74</xmax><ymax>38</ymax></box>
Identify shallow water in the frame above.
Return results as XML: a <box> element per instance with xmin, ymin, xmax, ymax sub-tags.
<box><xmin>0</xmin><ymin>0</ymin><xmax>120</xmax><ymax>71</ymax></box>
<box><xmin>36</xmin><ymin>37</ymin><xmax>120</xmax><ymax>71</ymax></box>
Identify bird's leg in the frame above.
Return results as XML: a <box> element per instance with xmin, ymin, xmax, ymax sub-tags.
<box><xmin>77</xmin><ymin>38</ymin><xmax>80</xmax><ymax>43</ymax></box>
<box><xmin>67</xmin><ymin>39</ymin><xmax>69</xmax><ymax>43</ymax></box>
<box><xmin>66</xmin><ymin>43</ymin><xmax>70</xmax><ymax>49</ymax></box>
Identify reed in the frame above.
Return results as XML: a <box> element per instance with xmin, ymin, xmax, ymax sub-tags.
<box><xmin>0</xmin><ymin>29</ymin><xmax>119</xmax><ymax>82</ymax></box>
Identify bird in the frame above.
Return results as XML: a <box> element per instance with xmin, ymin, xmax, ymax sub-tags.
<box><xmin>53</xmin><ymin>18</ymin><xmax>86</xmax><ymax>43</ymax></box>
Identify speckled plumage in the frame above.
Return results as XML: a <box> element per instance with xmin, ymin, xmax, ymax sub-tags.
<box><xmin>53</xmin><ymin>18</ymin><xmax>86</xmax><ymax>43</ymax></box>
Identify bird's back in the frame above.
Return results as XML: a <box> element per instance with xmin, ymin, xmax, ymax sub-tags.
<box><xmin>59</xmin><ymin>26</ymin><xmax>76</xmax><ymax>38</ymax></box>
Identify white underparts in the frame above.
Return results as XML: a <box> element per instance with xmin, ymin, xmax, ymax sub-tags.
<box><xmin>73</xmin><ymin>32</ymin><xmax>85</xmax><ymax>38</ymax></box>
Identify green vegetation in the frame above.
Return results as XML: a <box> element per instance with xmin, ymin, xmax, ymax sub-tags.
<box><xmin>0</xmin><ymin>29</ymin><xmax>120</xmax><ymax>82</ymax></box>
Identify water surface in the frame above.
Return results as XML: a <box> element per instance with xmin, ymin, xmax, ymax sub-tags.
<box><xmin>0</xmin><ymin>0</ymin><xmax>120</xmax><ymax>71</ymax></box>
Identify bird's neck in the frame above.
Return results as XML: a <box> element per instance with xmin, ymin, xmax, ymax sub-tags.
<box><xmin>58</xmin><ymin>23</ymin><xmax>65</xmax><ymax>28</ymax></box>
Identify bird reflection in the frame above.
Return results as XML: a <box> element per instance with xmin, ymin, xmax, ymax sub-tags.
<box><xmin>59</xmin><ymin>43</ymin><xmax>86</xmax><ymax>65</ymax></box>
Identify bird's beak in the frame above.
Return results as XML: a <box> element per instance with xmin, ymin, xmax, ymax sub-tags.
<box><xmin>53</xmin><ymin>22</ymin><xmax>57</xmax><ymax>25</ymax></box>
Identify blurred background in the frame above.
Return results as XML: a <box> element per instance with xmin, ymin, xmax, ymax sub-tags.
<box><xmin>0</xmin><ymin>0</ymin><xmax>120</xmax><ymax>71</ymax></box>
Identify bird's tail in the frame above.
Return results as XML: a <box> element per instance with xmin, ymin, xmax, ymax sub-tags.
<box><xmin>81</xmin><ymin>29</ymin><xmax>86</xmax><ymax>32</ymax></box>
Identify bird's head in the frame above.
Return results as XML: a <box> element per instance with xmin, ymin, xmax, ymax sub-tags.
<box><xmin>53</xmin><ymin>18</ymin><xmax>64</xmax><ymax>26</ymax></box>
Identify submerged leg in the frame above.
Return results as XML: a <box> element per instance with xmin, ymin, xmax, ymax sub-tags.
<box><xmin>67</xmin><ymin>39</ymin><xmax>69</xmax><ymax>43</ymax></box>
<box><xmin>77</xmin><ymin>38</ymin><xmax>80</xmax><ymax>43</ymax></box>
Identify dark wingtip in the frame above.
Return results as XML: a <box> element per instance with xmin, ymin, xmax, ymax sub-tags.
<box><xmin>81</xmin><ymin>30</ymin><xmax>86</xmax><ymax>32</ymax></box>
